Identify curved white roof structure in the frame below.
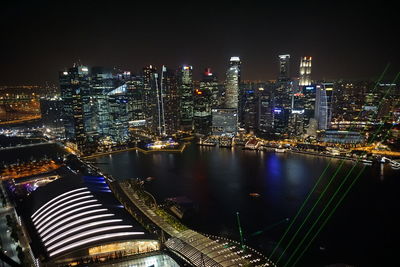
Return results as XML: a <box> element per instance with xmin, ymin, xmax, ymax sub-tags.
<box><xmin>27</xmin><ymin>182</ymin><xmax>148</xmax><ymax>259</ymax></box>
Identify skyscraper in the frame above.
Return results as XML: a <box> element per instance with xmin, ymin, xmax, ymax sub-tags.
<box><xmin>161</xmin><ymin>66</ymin><xmax>179</xmax><ymax>135</ymax></box>
<box><xmin>225</xmin><ymin>57</ymin><xmax>241</xmax><ymax>109</ymax></box>
<box><xmin>278</xmin><ymin>54</ymin><xmax>290</xmax><ymax>82</ymax></box>
<box><xmin>59</xmin><ymin>65</ymin><xmax>91</xmax><ymax>153</ymax></box>
<box><xmin>193</xmin><ymin>88</ymin><xmax>212</xmax><ymax>135</ymax></box>
<box><xmin>302</xmin><ymin>84</ymin><xmax>317</xmax><ymax>132</ymax></box>
<box><xmin>315</xmin><ymin>83</ymin><xmax>334</xmax><ymax>130</ymax></box>
<box><xmin>126</xmin><ymin>74</ymin><xmax>145</xmax><ymax>122</ymax></box>
<box><xmin>299</xmin><ymin>57</ymin><xmax>312</xmax><ymax>86</ymax></box>
<box><xmin>142</xmin><ymin>65</ymin><xmax>159</xmax><ymax>134</ymax></box>
<box><xmin>177</xmin><ymin>65</ymin><xmax>194</xmax><ymax>131</ymax></box>
<box><xmin>200</xmin><ymin>68</ymin><xmax>220</xmax><ymax>108</ymax></box>
<box><xmin>258</xmin><ymin>86</ymin><xmax>274</xmax><ymax>134</ymax></box>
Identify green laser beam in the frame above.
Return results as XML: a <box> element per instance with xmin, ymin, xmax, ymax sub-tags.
<box><xmin>290</xmin><ymin>166</ymin><xmax>366</xmax><ymax>267</ymax></box>
<box><xmin>284</xmin><ymin>120</ymin><xmax>393</xmax><ymax>267</ymax></box>
<box><xmin>275</xmin><ymin>68</ymin><xmax>396</xmax><ymax>263</ymax></box>
<box><xmin>269</xmin><ymin>163</ymin><xmax>331</xmax><ymax>258</ymax></box>
<box><xmin>283</xmin><ymin>162</ymin><xmax>359</xmax><ymax>267</ymax></box>
<box><xmin>285</xmin><ymin>73</ymin><xmax>400</xmax><ymax>266</ymax></box>
<box><xmin>250</xmin><ymin>218</ymin><xmax>290</xmax><ymax>237</ymax></box>
<box><xmin>290</xmin><ymin>103</ymin><xmax>400</xmax><ymax>267</ymax></box>
<box><xmin>275</xmin><ymin>160</ymin><xmax>346</xmax><ymax>264</ymax></box>
<box><xmin>268</xmin><ymin>64</ymin><xmax>390</xmax><ymax>260</ymax></box>
<box><xmin>236</xmin><ymin>212</ymin><xmax>245</xmax><ymax>249</ymax></box>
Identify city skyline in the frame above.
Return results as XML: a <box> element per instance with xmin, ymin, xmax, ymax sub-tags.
<box><xmin>1</xmin><ymin>1</ymin><xmax>399</xmax><ymax>84</ymax></box>
<box><xmin>1</xmin><ymin>2</ymin><xmax>399</xmax><ymax>267</ymax></box>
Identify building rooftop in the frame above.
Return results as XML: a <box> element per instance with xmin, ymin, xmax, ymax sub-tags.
<box><xmin>18</xmin><ymin>172</ymin><xmax>154</xmax><ymax>262</ymax></box>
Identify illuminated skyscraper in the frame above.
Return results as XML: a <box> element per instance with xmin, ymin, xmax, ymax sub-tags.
<box><xmin>211</xmin><ymin>108</ymin><xmax>238</xmax><ymax>136</ymax></box>
<box><xmin>59</xmin><ymin>66</ymin><xmax>91</xmax><ymax>152</ymax></box>
<box><xmin>161</xmin><ymin>66</ymin><xmax>179</xmax><ymax>135</ymax></box>
<box><xmin>142</xmin><ymin>65</ymin><xmax>159</xmax><ymax>134</ymax></box>
<box><xmin>193</xmin><ymin>88</ymin><xmax>212</xmax><ymax>135</ymax></box>
<box><xmin>299</xmin><ymin>57</ymin><xmax>312</xmax><ymax>86</ymax></box>
<box><xmin>278</xmin><ymin>54</ymin><xmax>290</xmax><ymax>82</ymax></box>
<box><xmin>315</xmin><ymin>83</ymin><xmax>334</xmax><ymax>130</ymax></box>
<box><xmin>200</xmin><ymin>68</ymin><xmax>220</xmax><ymax>108</ymax></box>
<box><xmin>225</xmin><ymin>57</ymin><xmax>241</xmax><ymax>109</ymax></box>
<box><xmin>177</xmin><ymin>65</ymin><xmax>194</xmax><ymax>131</ymax></box>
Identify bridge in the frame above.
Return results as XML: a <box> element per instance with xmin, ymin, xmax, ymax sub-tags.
<box><xmin>0</xmin><ymin>141</ymin><xmax>54</xmax><ymax>151</ymax></box>
<box><xmin>110</xmin><ymin>179</ymin><xmax>275</xmax><ymax>267</ymax></box>
<box><xmin>382</xmin><ymin>157</ymin><xmax>400</xmax><ymax>168</ymax></box>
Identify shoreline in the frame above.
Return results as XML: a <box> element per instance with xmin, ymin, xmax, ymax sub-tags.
<box><xmin>83</xmin><ymin>143</ymin><xmax>188</xmax><ymax>159</ymax></box>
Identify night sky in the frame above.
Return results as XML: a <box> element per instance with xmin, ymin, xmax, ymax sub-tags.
<box><xmin>1</xmin><ymin>0</ymin><xmax>399</xmax><ymax>85</ymax></box>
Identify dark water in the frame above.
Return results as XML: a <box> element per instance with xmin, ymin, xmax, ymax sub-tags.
<box><xmin>2</xmin><ymin>143</ymin><xmax>398</xmax><ymax>266</ymax></box>
<box><xmin>92</xmin><ymin>144</ymin><xmax>399</xmax><ymax>267</ymax></box>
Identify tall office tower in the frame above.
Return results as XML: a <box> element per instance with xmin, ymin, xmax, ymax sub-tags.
<box><xmin>200</xmin><ymin>68</ymin><xmax>220</xmax><ymax>108</ymax></box>
<box><xmin>302</xmin><ymin>84</ymin><xmax>317</xmax><ymax>132</ymax></box>
<box><xmin>91</xmin><ymin>67</ymin><xmax>130</xmax><ymax>143</ymax></box>
<box><xmin>126</xmin><ymin>75</ymin><xmax>145</xmax><ymax>122</ymax></box>
<box><xmin>40</xmin><ymin>97</ymin><xmax>63</xmax><ymax>128</ymax></box>
<box><xmin>225</xmin><ymin>57</ymin><xmax>241</xmax><ymax>109</ymax></box>
<box><xmin>59</xmin><ymin>65</ymin><xmax>92</xmax><ymax>153</ymax></box>
<box><xmin>315</xmin><ymin>83</ymin><xmax>334</xmax><ymax>130</ymax></box>
<box><xmin>177</xmin><ymin>65</ymin><xmax>194</xmax><ymax>131</ymax></box>
<box><xmin>256</xmin><ymin>84</ymin><xmax>275</xmax><ymax>134</ymax></box>
<box><xmin>91</xmin><ymin>67</ymin><xmax>114</xmax><ymax>137</ymax></box>
<box><xmin>278</xmin><ymin>54</ymin><xmax>290</xmax><ymax>82</ymax></box>
<box><xmin>161</xmin><ymin>66</ymin><xmax>179</xmax><ymax>135</ymax></box>
<box><xmin>299</xmin><ymin>57</ymin><xmax>312</xmax><ymax>86</ymax></box>
<box><xmin>142</xmin><ymin>65</ymin><xmax>159</xmax><ymax>134</ymax></box>
<box><xmin>240</xmin><ymin>82</ymin><xmax>259</xmax><ymax>133</ymax></box>
<box><xmin>211</xmin><ymin>108</ymin><xmax>238</xmax><ymax>136</ymax></box>
<box><xmin>288</xmin><ymin>91</ymin><xmax>305</xmax><ymax>137</ymax></box>
<box><xmin>193</xmin><ymin>88</ymin><xmax>212</xmax><ymax>136</ymax></box>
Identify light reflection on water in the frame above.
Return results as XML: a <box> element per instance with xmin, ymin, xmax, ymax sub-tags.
<box><xmin>1</xmin><ymin>142</ymin><xmax>397</xmax><ymax>266</ymax></box>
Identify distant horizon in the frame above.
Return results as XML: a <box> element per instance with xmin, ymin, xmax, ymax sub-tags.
<box><xmin>1</xmin><ymin>1</ymin><xmax>398</xmax><ymax>85</ymax></box>
<box><xmin>0</xmin><ymin>58</ymin><xmax>396</xmax><ymax>87</ymax></box>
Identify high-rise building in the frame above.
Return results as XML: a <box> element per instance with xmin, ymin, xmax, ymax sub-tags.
<box><xmin>257</xmin><ymin>85</ymin><xmax>274</xmax><ymax>134</ymax></box>
<box><xmin>142</xmin><ymin>65</ymin><xmax>159</xmax><ymax>134</ymax></box>
<box><xmin>177</xmin><ymin>65</ymin><xmax>194</xmax><ymax>131</ymax></box>
<box><xmin>193</xmin><ymin>88</ymin><xmax>212</xmax><ymax>135</ymax></box>
<box><xmin>161</xmin><ymin>66</ymin><xmax>179</xmax><ymax>135</ymax></box>
<box><xmin>299</xmin><ymin>57</ymin><xmax>312</xmax><ymax>86</ymax></box>
<box><xmin>91</xmin><ymin>67</ymin><xmax>115</xmax><ymax>137</ymax></box>
<box><xmin>59</xmin><ymin>66</ymin><xmax>92</xmax><ymax>153</ymax></box>
<box><xmin>126</xmin><ymin>75</ymin><xmax>145</xmax><ymax>122</ymax></box>
<box><xmin>200</xmin><ymin>68</ymin><xmax>220</xmax><ymax>108</ymax></box>
<box><xmin>288</xmin><ymin>91</ymin><xmax>305</xmax><ymax>137</ymax></box>
<box><xmin>90</xmin><ymin>67</ymin><xmax>130</xmax><ymax>143</ymax></box>
<box><xmin>278</xmin><ymin>54</ymin><xmax>290</xmax><ymax>82</ymax></box>
<box><xmin>225</xmin><ymin>57</ymin><xmax>241</xmax><ymax>109</ymax></box>
<box><xmin>107</xmin><ymin>83</ymin><xmax>130</xmax><ymax>143</ymax></box>
<box><xmin>40</xmin><ymin>97</ymin><xmax>63</xmax><ymax>128</ymax></box>
<box><xmin>211</xmin><ymin>108</ymin><xmax>238</xmax><ymax>136</ymax></box>
<box><xmin>302</xmin><ymin>84</ymin><xmax>317</xmax><ymax>132</ymax></box>
<box><xmin>315</xmin><ymin>83</ymin><xmax>334</xmax><ymax>130</ymax></box>
<box><xmin>239</xmin><ymin>82</ymin><xmax>260</xmax><ymax>133</ymax></box>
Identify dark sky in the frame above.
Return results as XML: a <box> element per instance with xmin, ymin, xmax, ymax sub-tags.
<box><xmin>1</xmin><ymin>0</ymin><xmax>399</xmax><ymax>85</ymax></box>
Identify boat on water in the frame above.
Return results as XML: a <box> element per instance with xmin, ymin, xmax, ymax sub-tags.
<box><xmin>201</xmin><ymin>142</ymin><xmax>217</xmax><ymax>146</ymax></box>
<box><xmin>275</xmin><ymin>147</ymin><xmax>286</xmax><ymax>153</ymax></box>
<box><xmin>390</xmin><ymin>162</ymin><xmax>400</xmax><ymax>170</ymax></box>
<box><xmin>361</xmin><ymin>159</ymin><xmax>373</xmax><ymax>165</ymax></box>
<box><xmin>249</xmin><ymin>193</ymin><xmax>260</xmax><ymax>197</ymax></box>
<box><xmin>146</xmin><ymin>176</ymin><xmax>155</xmax><ymax>182</ymax></box>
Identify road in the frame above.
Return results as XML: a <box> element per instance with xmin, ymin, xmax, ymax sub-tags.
<box><xmin>0</xmin><ymin>207</ymin><xmax>20</xmax><ymax>266</ymax></box>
